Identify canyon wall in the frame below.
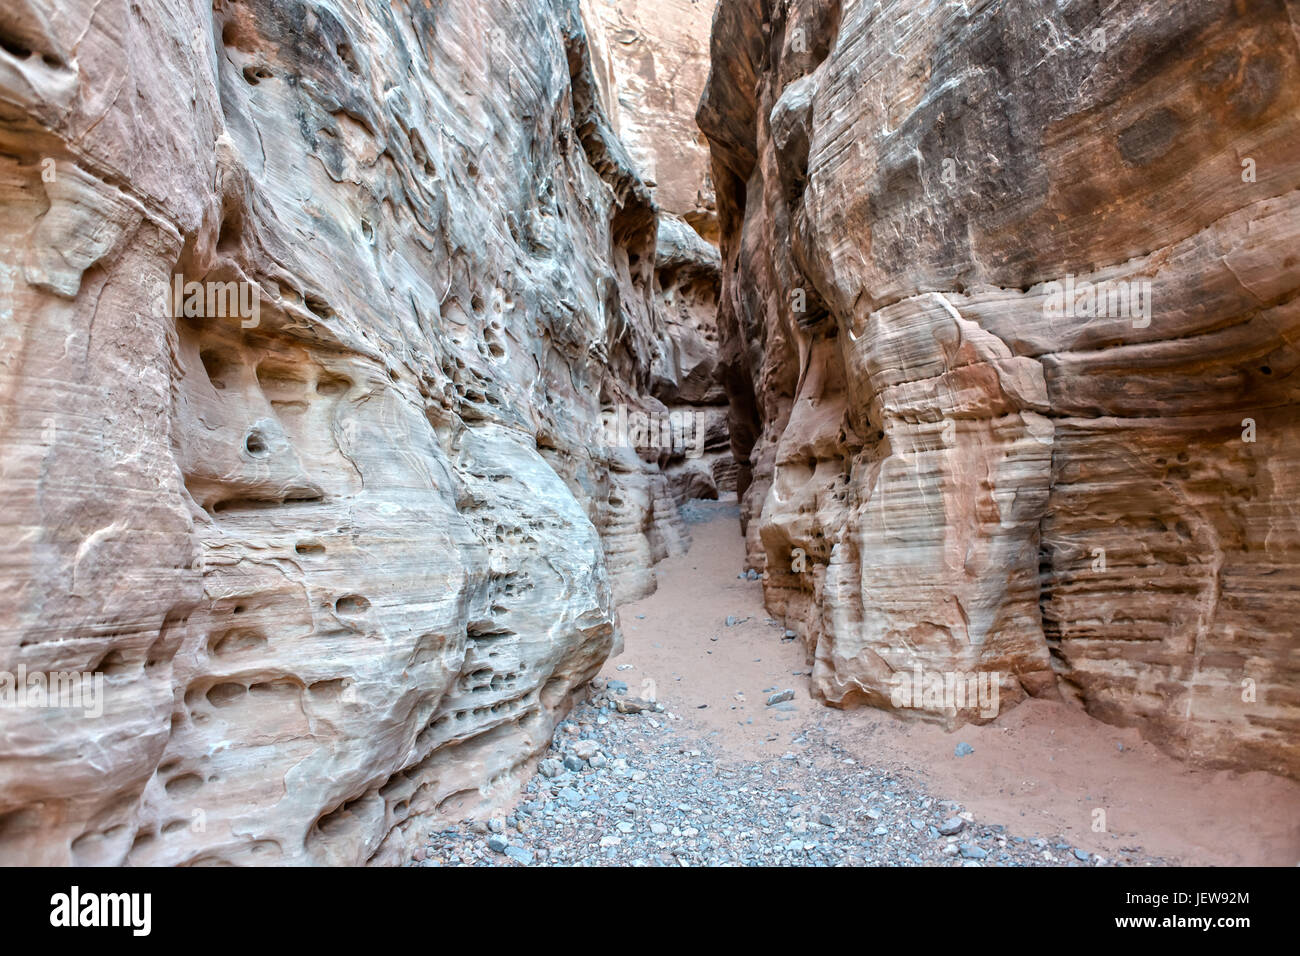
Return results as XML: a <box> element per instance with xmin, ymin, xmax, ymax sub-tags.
<box><xmin>650</xmin><ymin>212</ymin><xmax>734</xmax><ymax>501</ymax></box>
<box><xmin>0</xmin><ymin>0</ymin><xmax>700</xmax><ymax>865</ymax></box>
<box><xmin>700</xmin><ymin>0</ymin><xmax>1300</xmax><ymax>777</ymax></box>
<box><xmin>585</xmin><ymin>0</ymin><xmax>731</xmax><ymax>509</ymax></box>
<box><xmin>586</xmin><ymin>0</ymin><xmax>718</xmax><ymax>240</ymax></box>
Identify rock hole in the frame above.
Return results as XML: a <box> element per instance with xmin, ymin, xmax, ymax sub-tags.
<box><xmin>164</xmin><ymin>773</ymin><xmax>203</xmax><ymax>797</ymax></box>
<box><xmin>335</xmin><ymin>594</ymin><xmax>370</xmax><ymax>615</ymax></box>
<box><xmin>256</xmin><ymin>362</ymin><xmax>308</xmax><ymax>393</ymax></box>
<box><xmin>199</xmin><ymin>349</ymin><xmax>232</xmax><ymax>389</ymax></box>
<box><xmin>206</xmin><ymin>682</ymin><xmax>247</xmax><ymax>707</ymax></box>
<box><xmin>304</xmin><ymin>293</ymin><xmax>333</xmax><ymax>319</ymax></box>
<box><xmin>249</xmin><ymin>678</ymin><xmax>300</xmax><ymax>698</ymax></box>
<box><xmin>216</xmin><ymin>208</ymin><xmax>244</xmax><ymax>253</ymax></box>
<box><xmin>244</xmin><ymin>430</ymin><xmax>270</xmax><ymax>458</ymax></box>
<box><xmin>316</xmin><ymin>373</ymin><xmax>352</xmax><ymax>396</ymax></box>
<box><xmin>0</xmin><ymin>29</ymin><xmax>32</xmax><ymax>60</ymax></box>
<box><xmin>95</xmin><ymin>649</ymin><xmax>136</xmax><ymax>677</ymax></box>
<box><xmin>308</xmin><ymin>678</ymin><xmax>349</xmax><ymax>698</ymax></box>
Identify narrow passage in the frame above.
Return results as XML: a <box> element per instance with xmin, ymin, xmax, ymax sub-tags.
<box><xmin>414</xmin><ymin>499</ymin><xmax>1297</xmax><ymax>867</ymax></box>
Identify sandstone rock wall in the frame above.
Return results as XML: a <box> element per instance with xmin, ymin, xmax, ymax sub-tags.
<box><xmin>584</xmin><ymin>0</ymin><xmax>732</xmax><ymax>514</ymax></box>
<box><xmin>0</xmin><ymin>0</ymin><xmax>695</xmax><ymax>865</ymax></box>
<box><xmin>699</xmin><ymin>0</ymin><xmax>1300</xmax><ymax>777</ymax></box>
<box><xmin>587</xmin><ymin>0</ymin><xmax>719</xmax><ymax>239</ymax></box>
<box><xmin>652</xmin><ymin>213</ymin><xmax>734</xmax><ymax>501</ymax></box>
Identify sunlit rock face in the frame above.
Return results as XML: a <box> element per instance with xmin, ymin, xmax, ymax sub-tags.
<box><xmin>587</xmin><ymin>0</ymin><xmax>718</xmax><ymax>240</ymax></box>
<box><xmin>583</xmin><ymin>0</ymin><xmax>729</xmax><ymax>589</ymax></box>
<box><xmin>700</xmin><ymin>0</ymin><xmax>1300</xmax><ymax>777</ymax></box>
<box><xmin>0</xmin><ymin>0</ymin><xmax>698</xmax><ymax>865</ymax></box>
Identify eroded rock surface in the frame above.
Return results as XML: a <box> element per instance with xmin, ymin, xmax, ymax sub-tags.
<box><xmin>582</xmin><ymin>0</ymin><xmax>730</xmax><ymax>513</ymax></box>
<box><xmin>0</xmin><ymin>0</ymin><xmax>704</xmax><ymax>865</ymax></box>
<box><xmin>653</xmin><ymin>213</ymin><xmax>734</xmax><ymax>502</ymax></box>
<box><xmin>700</xmin><ymin>0</ymin><xmax>1300</xmax><ymax>777</ymax></box>
<box><xmin>587</xmin><ymin>0</ymin><xmax>718</xmax><ymax>239</ymax></box>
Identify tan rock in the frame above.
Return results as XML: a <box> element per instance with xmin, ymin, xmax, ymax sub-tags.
<box><xmin>586</xmin><ymin>0</ymin><xmax>719</xmax><ymax>239</ymax></box>
<box><xmin>700</xmin><ymin>0</ymin><xmax>1300</xmax><ymax>776</ymax></box>
<box><xmin>0</xmin><ymin>0</ymin><xmax>701</xmax><ymax>865</ymax></box>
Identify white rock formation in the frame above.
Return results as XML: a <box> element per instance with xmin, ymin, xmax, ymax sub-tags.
<box><xmin>0</xmin><ymin>0</ymin><xmax>706</xmax><ymax>865</ymax></box>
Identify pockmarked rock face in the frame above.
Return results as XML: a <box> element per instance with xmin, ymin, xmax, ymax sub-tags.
<box><xmin>580</xmin><ymin>0</ymin><xmax>727</xmax><ymax>593</ymax></box>
<box><xmin>699</xmin><ymin>0</ymin><xmax>1300</xmax><ymax>777</ymax></box>
<box><xmin>0</xmin><ymin>0</ymin><xmax>698</xmax><ymax>865</ymax></box>
<box><xmin>594</xmin><ymin>212</ymin><xmax>730</xmax><ymax>603</ymax></box>
<box><xmin>652</xmin><ymin>214</ymin><xmax>734</xmax><ymax>502</ymax></box>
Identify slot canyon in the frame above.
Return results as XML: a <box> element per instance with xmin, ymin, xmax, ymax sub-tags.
<box><xmin>0</xmin><ymin>0</ymin><xmax>1297</xmax><ymax>871</ymax></box>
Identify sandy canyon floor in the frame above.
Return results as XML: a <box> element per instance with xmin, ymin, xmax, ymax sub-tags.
<box><xmin>412</xmin><ymin>499</ymin><xmax>1300</xmax><ymax>867</ymax></box>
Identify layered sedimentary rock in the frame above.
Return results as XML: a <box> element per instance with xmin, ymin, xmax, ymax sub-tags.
<box><xmin>586</xmin><ymin>0</ymin><xmax>718</xmax><ymax>239</ymax></box>
<box><xmin>0</xmin><ymin>0</ymin><xmax>696</xmax><ymax>865</ymax></box>
<box><xmin>652</xmin><ymin>213</ymin><xmax>734</xmax><ymax>501</ymax></box>
<box><xmin>585</xmin><ymin>0</ymin><xmax>730</xmax><ymax>552</ymax></box>
<box><xmin>700</xmin><ymin>0</ymin><xmax>1300</xmax><ymax>776</ymax></box>
<box><xmin>592</xmin><ymin>212</ymin><xmax>730</xmax><ymax>602</ymax></box>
